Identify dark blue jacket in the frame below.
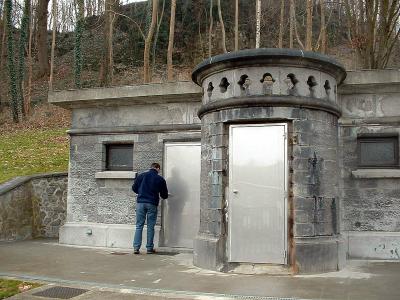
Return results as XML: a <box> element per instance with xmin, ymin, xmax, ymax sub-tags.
<box><xmin>132</xmin><ymin>169</ymin><xmax>168</xmax><ymax>206</ymax></box>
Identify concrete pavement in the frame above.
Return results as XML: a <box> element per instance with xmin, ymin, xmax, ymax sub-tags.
<box><xmin>1</xmin><ymin>239</ymin><xmax>399</xmax><ymax>300</ymax></box>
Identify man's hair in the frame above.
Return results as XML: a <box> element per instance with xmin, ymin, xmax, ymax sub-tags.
<box><xmin>151</xmin><ymin>162</ymin><xmax>161</xmax><ymax>169</ymax></box>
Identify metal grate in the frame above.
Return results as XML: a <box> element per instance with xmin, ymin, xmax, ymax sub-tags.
<box><xmin>32</xmin><ymin>286</ymin><xmax>88</xmax><ymax>299</ymax></box>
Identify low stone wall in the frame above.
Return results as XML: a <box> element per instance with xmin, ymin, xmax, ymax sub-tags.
<box><xmin>0</xmin><ymin>173</ymin><xmax>68</xmax><ymax>241</ymax></box>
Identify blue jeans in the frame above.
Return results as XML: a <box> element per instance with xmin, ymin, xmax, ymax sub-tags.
<box><xmin>133</xmin><ymin>202</ymin><xmax>158</xmax><ymax>251</ymax></box>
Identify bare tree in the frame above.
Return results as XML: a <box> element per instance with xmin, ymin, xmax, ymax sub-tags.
<box><xmin>289</xmin><ymin>0</ymin><xmax>293</xmax><ymax>48</ymax></box>
<box><xmin>305</xmin><ymin>0</ymin><xmax>313</xmax><ymax>51</ymax></box>
<box><xmin>167</xmin><ymin>0</ymin><xmax>176</xmax><ymax>81</ymax></box>
<box><xmin>0</xmin><ymin>0</ymin><xmax>6</xmax><ymax>72</ymax></box>
<box><xmin>49</xmin><ymin>0</ymin><xmax>57</xmax><ymax>90</ymax></box>
<box><xmin>208</xmin><ymin>0</ymin><xmax>213</xmax><ymax>57</ymax></box>
<box><xmin>345</xmin><ymin>0</ymin><xmax>400</xmax><ymax>68</ymax></box>
<box><xmin>36</xmin><ymin>0</ymin><xmax>50</xmax><ymax>78</ymax></box>
<box><xmin>100</xmin><ymin>0</ymin><xmax>118</xmax><ymax>86</ymax></box>
<box><xmin>5</xmin><ymin>0</ymin><xmax>18</xmax><ymax>122</ymax></box>
<box><xmin>278</xmin><ymin>0</ymin><xmax>284</xmax><ymax>48</ymax></box>
<box><xmin>17</xmin><ymin>0</ymin><xmax>31</xmax><ymax>117</ymax></box>
<box><xmin>152</xmin><ymin>0</ymin><xmax>165</xmax><ymax>70</ymax></box>
<box><xmin>143</xmin><ymin>0</ymin><xmax>158</xmax><ymax>83</ymax></box>
<box><xmin>256</xmin><ymin>0</ymin><xmax>261</xmax><ymax>48</ymax></box>
<box><xmin>319</xmin><ymin>0</ymin><xmax>326</xmax><ymax>53</ymax></box>
<box><xmin>234</xmin><ymin>0</ymin><xmax>238</xmax><ymax>50</ymax></box>
<box><xmin>26</xmin><ymin>0</ymin><xmax>34</xmax><ymax>115</ymax></box>
<box><xmin>217</xmin><ymin>0</ymin><xmax>226</xmax><ymax>52</ymax></box>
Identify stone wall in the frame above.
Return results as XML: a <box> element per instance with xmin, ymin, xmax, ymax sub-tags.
<box><xmin>31</xmin><ymin>176</ymin><xmax>68</xmax><ymax>237</ymax></box>
<box><xmin>195</xmin><ymin>105</ymin><xmax>341</xmax><ymax>273</ymax></box>
<box><xmin>67</xmin><ymin>130</ymin><xmax>201</xmax><ymax>226</ymax></box>
<box><xmin>0</xmin><ymin>173</ymin><xmax>67</xmax><ymax>240</ymax></box>
<box><xmin>339</xmin><ymin>70</ymin><xmax>400</xmax><ymax>259</ymax></box>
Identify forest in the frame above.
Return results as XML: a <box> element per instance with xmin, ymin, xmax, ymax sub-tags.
<box><xmin>1</xmin><ymin>0</ymin><xmax>400</xmax><ymax>124</ymax></box>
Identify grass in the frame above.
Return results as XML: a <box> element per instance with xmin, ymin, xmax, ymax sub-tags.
<box><xmin>0</xmin><ymin>279</ymin><xmax>42</xmax><ymax>299</ymax></box>
<box><xmin>0</xmin><ymin>128</ymin><xmax>69</xmax><ymax>184</ymax></box>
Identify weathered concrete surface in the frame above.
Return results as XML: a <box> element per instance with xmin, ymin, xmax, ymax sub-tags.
<box><xmin>48</xmin><ymin>81</ymin><xmax>202</xmax><ymax>108</ymax></box>
<box><xmin>59</xmin><ymin>222</ymin><xmax>160</xmax><ymax>250</ymax></box>
<box><xmin>0</xmin><ymin>173</ymin><xmax>67</xmax><ymax>240</ymax></box>
<box><xmin>1</xmin><ymin>240</ymin><xmax>400</xmax><ymax>300</ymax></box>
<box><xmin>339</xmin><ymin>69</ymin><xmax>400</xmax><ymax>260</ymax></box>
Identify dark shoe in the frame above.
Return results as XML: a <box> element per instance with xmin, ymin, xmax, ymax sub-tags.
<box><xmin>147</xmin><ymin>249</ymin><xmax>156</xmax><ymax>254</ymax></box>
<box><xmin>134</xmin><ymin>249</ymin><xmax>140</xmax><ymax>254</ymax></box>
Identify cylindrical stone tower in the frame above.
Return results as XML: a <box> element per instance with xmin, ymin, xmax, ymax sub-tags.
<box><xmin>192</xmin><ymin>48</ymin><xmax>346</xmax><ymax>273</ymax></box>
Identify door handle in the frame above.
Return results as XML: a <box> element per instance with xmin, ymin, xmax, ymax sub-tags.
<box><xmin>233</xmin><ymin>190</ymin><xmax>238</xmax><ymax>194</ymax></box>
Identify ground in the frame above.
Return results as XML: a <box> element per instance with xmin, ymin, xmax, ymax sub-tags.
<box><xmin>0</xmin><ymin>240</ymin><xmax>400</xmax><ymax>300</ymax></box>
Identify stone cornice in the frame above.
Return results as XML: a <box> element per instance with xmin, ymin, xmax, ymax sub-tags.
<box><xmin>197</xmin><ymin>95</ymin><xmax>342</xmax><ymax>119</ymax></box>
<box><xmin>68</xmin><ymin>124</ymin><xmax>201</xmax><ymax>135</ymax></box>
<box><xmin>48</xmin><ymin>81</ymin><xmax>202</xmax><ymax>109</ymax></box>
<box><xmin>192</xmin><ymin>48</ymin><xmax>346</xmax><ymax>86</ymax></box>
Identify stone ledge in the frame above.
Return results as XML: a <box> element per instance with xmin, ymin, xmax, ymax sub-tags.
<box><xmin>95</xmin><ymin>171</ymin><xmax>137</xmax><ymax>179</ymax></box>
<box><xmin>352</xmin><ymin>169</ymin><xmax>400</xmax><ymax>179</ymax></box>
<box><xmin>48</xmin><ymin>81</ymin><xmax>202</xmax><ymax>109</ymax></box>
<box><xmin>59</xmin><ymin>222</ymin><xmax>160</xmax><ymax>249</ymax></box>
<box><xmin>0</xmin><ymin>172</ymin><xmax>68</xmax><ymax>196</ymax></box>
<box><xmin>343</xmin><ymin>231</ymin><xmax>400</xmax><ymax>260</ymax></box>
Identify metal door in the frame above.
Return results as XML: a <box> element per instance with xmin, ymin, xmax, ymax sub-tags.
<box><xmin>228</xmin><ymin>124</ymin><xmax>287</xmax><ymax>264</ymax></box>
<box><xmin>162</xmin><ymin>142</ymin><xmax>201</xmax><ymax>248</ymax></box>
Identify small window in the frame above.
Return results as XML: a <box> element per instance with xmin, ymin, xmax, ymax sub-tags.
<box><xmin>358</xmin><ymin>137</ymin><xmax>398</xmax><ymax>168</ymax></box>
<box><xmin>106</xmin><ymin>144</ymin><xmax>133</xmax><ymax>171</ymax></box>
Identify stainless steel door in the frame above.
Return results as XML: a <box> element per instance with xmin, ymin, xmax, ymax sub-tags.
<box><xmin>228</xmin><ymin>124</ymin><xmax>287</xmax><ymax>264</ymax></box>
<box><xmin>162</xmin><ymin>142</ymin><xmax>201</xmax><ymax>248</ymax></box>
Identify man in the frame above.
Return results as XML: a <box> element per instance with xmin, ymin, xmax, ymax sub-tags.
<box><xmin>132</xmin><ymin>162</ymin><xmax>168</xmax><ymax>254</ymax></box>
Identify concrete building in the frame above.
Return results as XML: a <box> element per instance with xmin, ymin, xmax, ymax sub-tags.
<box><xmin>49</xmin><ymin>49</ymin><xmax>400</xmax><ymax>273</ymax></box>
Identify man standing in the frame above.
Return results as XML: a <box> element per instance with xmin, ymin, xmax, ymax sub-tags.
<box><xmin>132</xmin><ymin>162</ymin><xmax>168</xmax><ymax>254</ymax></box>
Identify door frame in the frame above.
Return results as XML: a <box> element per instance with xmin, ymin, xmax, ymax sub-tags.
<box><xmin>161</xmin><ymin>141</ymin><xmax>201</xmax><ymax>248</ymax></box>
<box><xmin>227</xmin><ymin>123</ymin><xmax>288</xmax><ymax>264</ymax></box>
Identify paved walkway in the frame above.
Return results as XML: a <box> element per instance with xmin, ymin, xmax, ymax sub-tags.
<box><xmin>1</xmin><ymin>239</ymin><xmax>399</xmax><ymax>300</ymax></box>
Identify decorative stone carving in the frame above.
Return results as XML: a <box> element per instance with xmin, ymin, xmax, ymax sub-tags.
<box><xmin>285</xmin><ymin>74</ymin><xmax>298</xmax><ymax>96</ymax></box>
<box><xmin>238</xmin><ymin>75</ymin><xmax>252</xmax><ymax>96</ymax></box>
<box><xmin>324</xmin><ymin>80</ymin><xmax>331</xmax><ymax>100</ymax></box>
<box><xmin>207</xmin><ymin>82</ymin><xmax>214</xmax><ymax>100</ymax></box>
<box><xmin>260</xmin><ymin>73</ymin><xmax>275</xmax><ymax>95</ymax></box>
<box><xmin>219</xmin><ymin>77</ymin><xmax>230</xmax><ymax>93</ymax></box>
<box><xmin>307</xmin><ymin>76</ymin><xmax>318</xmax><ymax>98</ymax></box>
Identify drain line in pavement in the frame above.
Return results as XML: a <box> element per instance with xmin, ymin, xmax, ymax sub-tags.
<box><xmin>0</xmin><ymin>272</ymin><xmax>305</xmax><ymax>300</ymax></box>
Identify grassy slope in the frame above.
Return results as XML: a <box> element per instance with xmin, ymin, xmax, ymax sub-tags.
<box><xmin>0</xmin><ymin>279</ymin><xmax>41</xmax><ymax>299</ymax></box>
<box><xmin>0</xmin><ymin>128</ymin><xmax>69</xmax><ymax>184</ymax></box>
<box><xmin>0</xmin><ymin>103</ymin><xmax>71</xmax><ymax>184</ymax></box>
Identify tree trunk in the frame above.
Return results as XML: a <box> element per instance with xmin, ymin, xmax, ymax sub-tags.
<box><xmin>99</xmin><ymin>0</ymin><xmax>118</xmax><ymax>86</ymax></box>
<box><xmin>278</xmin><ymin>0</ymin><xmax>284</xmax><ymax>48</ymax></box>
<box><xmin>36</xmin><ymin>0</ymin><xmax>50</xmax><ymax>78</ymax></box>
<box><xmin>74</xmin><ymin>0</ymin><xmax>84</xmax><ymax>87</ymax></box>
<box><xmin>256</xmin><ymin>0</ymin><xmax>261</xmax><ymax>48</ymax></box>
<box><xmin>26</xmin><ymin>0</ymin><xmax>33</xmax><ymax>115</ymax></box>
<box><xmin>217</xmin><ymin>0</ymin><xmax>226</xmax><ymax>53</ymax></box>
<box><xmin>320</xmin><ymin>0</ymin><xmax>326</xmax><ymax>53</ymax></box>
<box><xmin>0</xmin><ymin>0</ymin><xmax>6</xmax><ymax>72</ymax></box>
<box><xmin>234</xmin><ymin>0</ymin><xmax>238</xmax><ymax>51</ymax></box>
<box><xmin>167</xmin><ymin>0</ymin><xmax>176</xmax><ymax>82</ymax></box>
<box><xmin>5</xmin><ymin>0</ymin><xmax>19</xmax><ymax>122</ymax></box>
<box><xmin>305</xmin><ymin>0</ymin><xmax>313</xmax><ymax>51</ymax></box>
<box><xmin>143</xmin><ymin>0</ymin><xmax>158</xmax><ymax>83</ymax></box>
<box><xmin>289</xmin><ymin>0</ymin><xmax>293</xmax><ymax>48</ymax></box>
<box><xmin>49</xmin><ymin>0</ymin><xmax>56</xmax><ymax>90</ymax></box>
<box><xmin>17</xmin><ymin>0</ymin><xmax>30</xmax><ymax>117</ymax></box>
<box><xmin>208</xmin><ymin>0</ymin><xmax>213</xmax><ymax>57</ymax></box>
<box><xmin>152</xmin><ymin>0</ymin><xmax>165</xmax><ymax>71</ymax></box>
